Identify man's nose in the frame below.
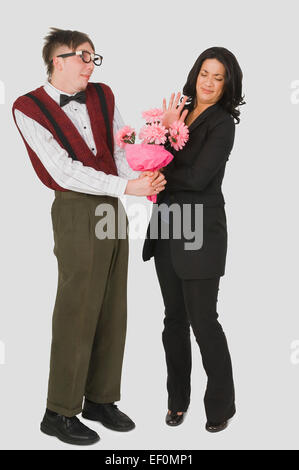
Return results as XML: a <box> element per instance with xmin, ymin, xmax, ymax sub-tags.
<box><xmin>87</xmin><ymin>62</ymin><xmax>94</xmax><ymax>73</ymax></box>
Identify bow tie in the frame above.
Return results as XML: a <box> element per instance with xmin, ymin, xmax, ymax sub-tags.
<box><xmin>60</xmin><ymin>91</ymin><xmax>86</xmax><ymax>107</ymax></box>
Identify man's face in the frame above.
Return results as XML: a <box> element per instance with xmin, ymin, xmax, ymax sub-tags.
<box><xmin>53</xmin><ymin>41</ymin><xmax>95</xmax><ymax>92</ymax></box>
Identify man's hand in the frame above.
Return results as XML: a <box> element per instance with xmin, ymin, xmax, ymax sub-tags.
<box><xmin>162</xmin><ymin>92</ymin><xmax>189</xmax><ymax>129</ymax></box>
<box><xmin>125</xmin><ymin>171</ymin><xmax>167</xmax><ymax>196</ymax></box>
<box><xmin>139</xmin><ymin>170</ymin><xmax>165</xmax><ymax>181</ymax></box>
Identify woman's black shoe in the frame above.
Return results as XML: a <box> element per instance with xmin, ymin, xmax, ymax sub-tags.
<box><xmin>40</xmin><ymin>409</ymin><xmax>100</xmax><ymax>445</ymax></box>
<box><xmin>165</xmin><ymin>411</ymin><xmax>185</xmax><ymax>427</ymax></box>
<box><xmin>205</xmin><ymin>420</ymin><xmax>228</xmax><ymax>433</ymax></box>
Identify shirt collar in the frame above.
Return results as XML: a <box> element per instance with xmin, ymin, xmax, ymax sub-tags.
<box><xmin>44</xmin><ymin>81</ymin><xmax>75</xmax><ymax>105</ymax></box>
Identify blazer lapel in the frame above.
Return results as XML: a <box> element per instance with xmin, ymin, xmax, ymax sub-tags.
<box><xmin>188</xmin><ymin>102</ymin><xmax>219</xmax><ymax>133</ymax></box>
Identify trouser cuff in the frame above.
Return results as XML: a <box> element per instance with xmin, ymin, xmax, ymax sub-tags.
<box><xmin>84</xmin><ymin>394</ymin><xmax>120</xmax><ymax>404</ymax></box>
<box><xmin>46</xmin><ymin>400</ymin><xmax>82</xmax><ymax>417</ymax></box>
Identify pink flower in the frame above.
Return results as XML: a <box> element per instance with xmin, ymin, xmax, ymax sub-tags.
<box><xmin>115</xmin><ymin>126</ymin><xmax>136</xmax><ymax>148</ymax></box>
<box><xmin>168</xmin><ymin>121</ymin><xmax>189</xmax><ymax>151</ymax></box>
<box><xmin>142</xmin><ymin>108</ymin><xmax>164</xmax><ymax>124</ymax></box>
<box><xmin>139</xmin><ymin>123</ymin><xmax>168</xmax><ymax>145</ymax></box>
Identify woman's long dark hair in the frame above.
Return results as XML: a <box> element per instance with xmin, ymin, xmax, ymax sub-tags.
<box><xmin>183</xmin><ymin>47</ymin><xmax>245</xmax><ymax>123</ymax></box>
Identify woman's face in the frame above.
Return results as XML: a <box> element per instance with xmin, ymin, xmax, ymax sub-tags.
<box><xmin>195</xmin><ymin>58</ymin><xmax>226</xmax><ymax>106</ymax></box>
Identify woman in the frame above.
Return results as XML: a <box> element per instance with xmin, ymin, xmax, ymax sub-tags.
<box><xmin>143</xmin><ymin>47</ymin><xmax>245</xmax><ymax>432</ymax></box>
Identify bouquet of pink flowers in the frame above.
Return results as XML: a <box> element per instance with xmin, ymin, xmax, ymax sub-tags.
<box><xmin>115</xmin><ymin>108</ymin><xmax>189</xmax><ymax>202</ymax></box>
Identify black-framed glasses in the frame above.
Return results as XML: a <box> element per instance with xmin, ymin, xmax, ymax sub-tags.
<box><xmin>53</xmin><ymin>50</ymin><xmax>103</xmax><ymax>66</ymax></box>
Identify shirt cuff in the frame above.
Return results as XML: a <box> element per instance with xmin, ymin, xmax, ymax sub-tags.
<box><xmin>112</xmin><ymin>176</ymin><xmax>128</xmax><ymax>196</ymax></box>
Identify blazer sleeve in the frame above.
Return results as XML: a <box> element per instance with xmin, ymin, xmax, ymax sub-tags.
<box><xmin>163</xmin><ymin>115</ymin><xmax>235</xmax><ymax>192</ymax></box>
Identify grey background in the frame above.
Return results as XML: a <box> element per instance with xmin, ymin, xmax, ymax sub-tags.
<box><xmin>0</xmin><ymin>0</ymin><xmax>298</xmax><ymax>450</ymax></box>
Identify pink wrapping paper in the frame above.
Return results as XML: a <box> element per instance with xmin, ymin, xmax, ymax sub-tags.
<box><xmin>125</xmin><ymin>143</ymin><xmax>173</xmax><ymax>202</ymax></box>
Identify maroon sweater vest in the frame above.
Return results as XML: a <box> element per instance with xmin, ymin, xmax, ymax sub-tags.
<box><xmin>12</xmin><ymin>82</ymin><xmax>118</xmax><ymax>191</ymax></box>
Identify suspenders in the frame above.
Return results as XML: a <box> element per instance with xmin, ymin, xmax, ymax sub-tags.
<box><xmin>92</xmin><ymin>83</ymin><xmax>113</xmax><ymax>156</ymax></box>
<box><xmin>25</xmin><ymin>83</ymin><xmax>113</xmax><ymax>161</ymax></box>
<box><xmin>25</xmin><ymin>92</ymin><xmax>79</xmax><ymax>161</ymax></box>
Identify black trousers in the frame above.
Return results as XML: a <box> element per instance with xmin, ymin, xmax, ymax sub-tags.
<box><xmin>154</xmin><ymin>237</ymin><xmax>235</xmax><ymax>424</ymax></box>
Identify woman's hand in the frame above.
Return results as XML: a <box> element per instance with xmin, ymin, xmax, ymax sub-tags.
<box><xmin>140</xmin><ymin>170</ymin><xmax>166</xmax><ymax>184</ymax></box>
<box><xmin>125</xmin><ymin>171</ymin><xmax>166</xmax><ymax>196</ymax></box>
<box><xmin>162</xmin><ymin>92</ymin><xmax>189</xmax><ymax>129</ymax></box>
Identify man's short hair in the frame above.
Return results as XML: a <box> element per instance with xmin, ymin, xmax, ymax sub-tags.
<box><xmin>42</xmin><ymin>27</ymin><xmax>95</xmax><ymax>78</ymax></box>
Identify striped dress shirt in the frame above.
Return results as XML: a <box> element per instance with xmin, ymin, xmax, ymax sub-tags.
<box><xmin>14</xmin><ymin>81</ymin><xmax>141</xmax><ymax>197</ymax></box>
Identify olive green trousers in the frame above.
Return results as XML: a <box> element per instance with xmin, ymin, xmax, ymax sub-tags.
<box><xmin>47</xmin><ymin>190</ymin><xmax>128</xmax><ymax>417</ymax></box>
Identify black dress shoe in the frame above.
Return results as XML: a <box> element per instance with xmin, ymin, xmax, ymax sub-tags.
<box><xmin>165</xmin><ymin>411</ymin><xmax>185</xmax><ymax>427</ymax></box>
<box><xmin>82</xmin><ymin>399</ymin><xmax>135</xmax><ymax>432</ymax></box>
<box><xmin>205</xmin><ymin>420</ymin><xmax>228</xmax><ymax>433</ymax></box>
<box><xmin>40</xmin><ymin>409</ymin><xmax>100</xmax><ymax>445</ymax></box>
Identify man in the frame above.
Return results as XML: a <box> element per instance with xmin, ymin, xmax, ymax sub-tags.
<box><xmin>12</xmin><ymin>27</ymin><xmax>166</xmax><ymax>446</ymax></box>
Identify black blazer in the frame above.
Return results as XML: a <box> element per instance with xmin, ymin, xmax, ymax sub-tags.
<box><xmin>142</xmin><ymin>102</ymin><xmax>236</xmax><ymax>279</ymax></box>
